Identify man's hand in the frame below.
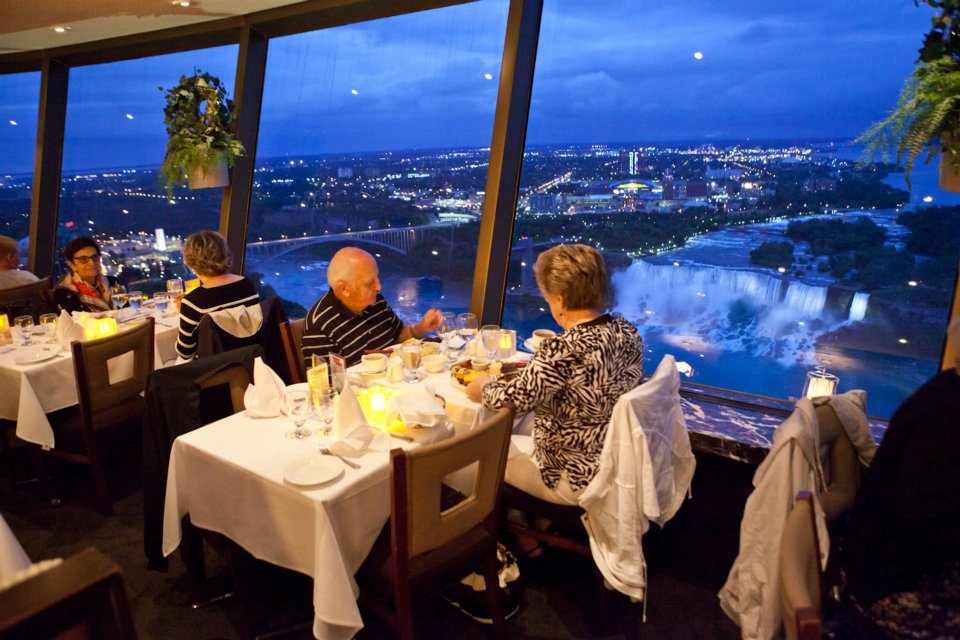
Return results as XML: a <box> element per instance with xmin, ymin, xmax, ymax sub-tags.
<box><xmin>416</xmin><ymin>308</ymin><xmax>442</xmax><ymax>336</ymax></box>
<box><xmin>465</xmin><ymin>374</ymin><xmax>496</xmax><ymax>403</ymax></box>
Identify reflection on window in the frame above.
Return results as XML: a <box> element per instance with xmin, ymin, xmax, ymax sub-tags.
<box><xmin>503</xmin><ymin>1</ymin><xmax>954</xmax><ymax>419</ymax></box>
<box><xmin>244</xmin><ymin>1</ymin><xmax>508</xmax><ymax>320</ymax></box>
<box><xmin>56</xmin><ymin>47</ymin><xmax>237</xmax><ymax>294</ymax></box>
<box><xmin>0</xmin><ymin>72</ymin><xmax>40</xmax><ymax>256</ymax></box>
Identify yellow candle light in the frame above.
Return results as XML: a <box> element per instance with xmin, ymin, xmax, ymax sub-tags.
<box><xmin>498</xmin><ymin>329</ymin><xmax>516</xmax><ymax>359</ymax></box>
<box><xmin>84</xmin><ymin>317</ymin><xmax>118</xmax><ymax>341</ymax></box>
<box><xmin>0</xmin><ymin>314</ymin><xmax>11</xmax><ymax>347</ymax></box>
<box><xmin>358</xmin><ymin>385</ymin><xmax>395</xmax><ymax>428</ymax></box>
<box><xmin>802</xmin><ymin>366</ymin><xmax>838</xmax><ymax>399</ymax></box>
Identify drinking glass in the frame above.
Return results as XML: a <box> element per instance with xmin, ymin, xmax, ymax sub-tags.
<box><xmin>13</xmin><ymin>315</ymin><xmax>33</xmax><ymax>346</ymax></box>
<box><xmin>457</xmin><ymin>312</ymin><xmax>477</xmax><ymax>342</ymax></box>
<box><xmin>166</xmin><ymin>278</ymin><xmax>184</xmax><ymax>307</ymax></box>
<box><xmin>110</xmin><ymin>284</ymin><xmax>128</xmax><ymax>310</ymax></box>
<box><xmin>312</xmin><ymin>388</ymin><xmax>336</xmax><ymax>438</ymax></box>
<box><xmin>481</xmin><ymin>324</ymin><xmax>501</xmax><ymax>360</ymax></box>
<box><xmin>153</xmin><ymin>292</ymin><xmax>170</xmax><ymax>314</ymax></box>
<box><xmin>38</xmin><ymin>313</ymin><xmax>58</xmax><ymax>343</ymax></box>
<box><xmin>439</xmin><ymin>312</ymin><xmax>457</xmax><ymax>360</ymax></box>
<box><xmin>400</xmin><ymin>340</ymin><xmax>423</xmax><ymax>383</ymax></box>
<box><xmin>285</xmin><ymin>389</ymin><xmax>312</xmax><ymax>440</ymax></box>
<box><xmin>127</xmin><ymin>291</ymin><xmax>143</xmax><ymax>314</ymax></box>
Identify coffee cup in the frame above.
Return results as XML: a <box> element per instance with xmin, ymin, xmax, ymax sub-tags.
<box><xmin>528</xmin><ymin>328</ymin><xmax>556</xmax><ymax>350</ymax></box>
<box><xmin>423</xmin><ymin>353</ymin><xmax>447</xmax><ymax>373</ymax></box>
<box><xmin>361</xmin><ymin>353</ymin><xmax>387</xmax><ymax>373</ymax></box>
<box><xmin>471</xmin><ymin>357</ymin><xmax>491</xmax><ymax>371</ymax></box>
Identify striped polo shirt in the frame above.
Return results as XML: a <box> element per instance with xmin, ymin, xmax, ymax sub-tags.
<box><xmin>301</xmin><ymin>290</ymin><xmax>403</xmax><ymax>367</ymax></box>
<box><xmin>175</xmin><ymin>277</ymin><xmax>260</xmax><ymax>360</ymax></box>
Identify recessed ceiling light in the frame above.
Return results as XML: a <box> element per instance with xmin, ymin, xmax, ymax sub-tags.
<box><xmin>172</xmin><ymin>0</ymin><xmax>191</xmax><ymax>6</ymax></box>
<box><xmin>53</xmin><ymin>26</ymin><xmax>70</xmax><ymax>33</ymax></box>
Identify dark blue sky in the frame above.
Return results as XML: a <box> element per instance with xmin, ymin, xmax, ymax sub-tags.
<box><xmin>0</xmin><ymin>0</ymin><xmax>934</xmax><ymax>174</ymax></box>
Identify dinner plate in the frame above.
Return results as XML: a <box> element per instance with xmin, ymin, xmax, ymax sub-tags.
<box><xmin>283</xmin><ymin>455</ymin><xmax>343</xmax><ymax>486</ymax></box>
<box><xmin>14</xmin><ymin>346</ymin><xmax>61</xmax><ymax>365</ymax></box>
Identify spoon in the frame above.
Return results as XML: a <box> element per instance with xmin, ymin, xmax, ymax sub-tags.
<box><xmin>317</xmin><ymin>444</ymin><xmax>360</xmax><ymax>469</ymax></box>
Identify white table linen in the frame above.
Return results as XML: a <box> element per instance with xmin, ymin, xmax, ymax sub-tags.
<box><xmin>0</xmin><ymin>512</ymin><xmax>31</xmax><ymax>582</ymax></box>
<box><xmin>2</xmin><ymin>309</ymin><xmax>178</xmax><ymax>449</ymax></box>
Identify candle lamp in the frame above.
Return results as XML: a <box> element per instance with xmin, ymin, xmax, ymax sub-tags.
<box><xmin>802</xmin><ymin>366</ymin><xmax>839</xmax><ymax>399</ymax></box>
<box><xmin>357</xmin><ymin>385</ymin><xmax>396</xmax><ymax>429</ymax></box>
<box><xmin>498</xmin><ymin>329</ymin><xmax>516</xmax><ymax>359</ymax></box>
<box><xmin>84</xmin><ymin>317</ymin><xmax>118</xmax><ymax>341</ymax></box>
<box><xmin>0</xmin><ymin>314</ymin><xmax>11</xmax><ymax>347</ymax></box>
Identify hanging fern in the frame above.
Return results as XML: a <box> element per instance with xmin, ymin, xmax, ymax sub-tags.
<box><xmin>158</xmin><ymin>71</ymin><xmax>245</xmax><ymax>196</ymax></box>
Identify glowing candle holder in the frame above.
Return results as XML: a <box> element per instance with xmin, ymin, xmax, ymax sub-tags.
<box><xmin>0</xmin><ymin>314</ymin><xmax>11</xmax><ymax>347</ymax></box>
<box><xmin>498</xmin><ymin>329</ymin><xmax>516</xmax><ymax>360</ymax></box>
<box><xmin>185</xmin><ymin>278</ymin><xmax>201</xmax><ymax>294</ymax></box>
<box><xmin>357</xmin><ymin>385</ymin><xmax>396</xmax><ymax>429</ymax></box>
<box><xmin>802</xmin><ymin>366</ymin><xmax>838</xmax><ymax>399</ymax></box>
<box><xmin>84</xmin><ymin>317</ymin><xmax>118</xmax><ymax>341</ymax></box>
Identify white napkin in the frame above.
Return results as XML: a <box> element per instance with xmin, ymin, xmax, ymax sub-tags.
<box><xmin>72</xmin><ymin>309</ymin><xmax>118</xmax><ymax>322</ymax></box>
<box><xmin>242</xmin><ymin>357</ymin><xmax>287</xmax><ymax>418</ymax></box>
<box><xmin>388</xmin><ymin>388</ymin><xmax>447</xmax><ymax>427</ymax></box>
<box><xmin>328</xmin><ymin>424</ymin><xmax>390</xmax><ymax>458</ymax></box>
<box><xmin>55</xmin><ymin>310</ymin><xmax>86</xmax><ymax>347</ymax></box>
<box><xmin>332</xmin><ymin>379</ymin><xmax>367</xmax><ymax>439</ymax></box>
<box><xmin>447</xmin><ymin>334</ymin><xmax>466</xmax><ymax>350</ymax></box>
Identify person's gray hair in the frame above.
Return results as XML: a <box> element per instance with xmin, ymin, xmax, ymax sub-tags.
<box><xmin>183</xmin><ymin>230</ymin><xmax>232</xmax><ymax>277</ymax></box>
<box><xmin>534</xmin><ymin>243</ymin><xmax>609</xmax><ymax>311</ymax></box>
<box><xmin>0</xmin><ymin>236</ymin><xmax>17</xmax><ymax>258</ymax></box>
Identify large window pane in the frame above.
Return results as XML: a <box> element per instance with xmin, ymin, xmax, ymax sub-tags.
<box><xmin>504</xmin><ymin>1</ymin><xmax>954</xmax><ymax>419</ymax></box>
<box><xmin>57</xmin><ymin>47</ymin><xmax>237</xmax><ymax>293</ymax></box>
<box><xmin>245</xmin><ymin>1</ymin><xmax>509</xmax><ymax>320</ymax></box>
<box><xmin>0</xmin><ymin>72</ymin><xmax>39</xmax><ymax>261</ymax></box>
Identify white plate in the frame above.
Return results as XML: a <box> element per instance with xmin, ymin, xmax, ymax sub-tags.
<box><xmin>14</xmin><ymin>346</ymin><xmax>61</xmax><ymax>365</ymax></box>
<box><xmin>283</xmin><ymin>455</ymin><xmax>343</xmax><ymax>486</ymax></box>
<box><xmin>523</xmin><ymin>338</ymin><xmax>541</xmax><ymax>352</ymax></box>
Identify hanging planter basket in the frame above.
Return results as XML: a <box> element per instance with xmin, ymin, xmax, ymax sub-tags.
<box><xmin>940</xmin><ymin>151</ymin><xmax>960</xmax><ymax>192</ymax></box>
<box><xmin>188</xmin><ymin>157</ymin><xmax>230</xmax><ymax>190</ymax></box>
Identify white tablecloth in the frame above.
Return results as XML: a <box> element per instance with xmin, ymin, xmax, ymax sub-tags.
<box><xmin>0</xmin><ymin>512</ymin><xmax>30</xmax><ymax>582</ymax></box>
<box><xmin>1</xmin><ymin>310</ymin><xmax>179</xmax><ymax>449</ymax></box>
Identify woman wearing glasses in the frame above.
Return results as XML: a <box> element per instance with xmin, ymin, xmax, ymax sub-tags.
<box><xmin>54</xmin><ymin>237</ymin><xmax>122</xmax><ymax>313</ymax></box>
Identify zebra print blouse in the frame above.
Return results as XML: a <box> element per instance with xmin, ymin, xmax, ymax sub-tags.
<box><xmin>481</xmin><ymin>314</ymin><xmax>644</xmax><ymax>490</ymax></box>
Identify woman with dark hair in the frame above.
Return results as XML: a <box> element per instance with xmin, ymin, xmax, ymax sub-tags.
<box><xmin>54</xmin><ymin>237</ymin><xmax>120</xmax><ymax>313</ymax></box>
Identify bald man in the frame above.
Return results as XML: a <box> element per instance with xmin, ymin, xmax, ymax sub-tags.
<box><xmin>0</xmin><ymin>235</ymin><xmax>38</xmax><ymax>290</ymax></box>
<box><xmin>301</xmin><ymin>247</ymin><xmax>442</xmax><ymax>367</ymax></box>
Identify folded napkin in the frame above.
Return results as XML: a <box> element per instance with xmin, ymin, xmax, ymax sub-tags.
<box><xmin>72</xmin><ymin>309</ymin><xmax>118</xmax><ymax>322</ymax></box>
<box><xmin>243</xmin><ymin>357</ymin><xmax>287</xmax><ymax>418</ymax></box>
<box><xmin>447</xmin><ymin>334</ymin><xmax>466</xmax><ymax>350</ymax></box>
<box><xmin>328</xmin><ymin>424</ymin><xmax>390</xmax><ymax>458</ymax></box>
<box><xmin>388</xmin><ymin>388</ymin><xmax>447</xmax><ymax>427</ymax></box>
<box><xmin>55</xmin><ymin>310</ymin><xmax>86</xmax><ymax>347</ymax></box>
<box><xmin>332</xmin><ymin>379</ymin><xmax>367</xmax><ymax>439</ymax></box>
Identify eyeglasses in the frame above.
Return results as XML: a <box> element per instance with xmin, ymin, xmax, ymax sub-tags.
<box><xmin>70</xmin><ymin>254</ymin><xmax>101</xmax><ymax>265</ymax></box>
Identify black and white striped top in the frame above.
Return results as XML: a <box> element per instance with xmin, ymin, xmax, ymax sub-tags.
<box><xmin>301</xmin><ymin>290</ymin><xmax>403</xmax><ymax>367</ymax></box>
<box><xmin>175</xmin><ymin>277</ymin><xmax>260</xmax><ymax>360</ymax></box>
<box><xmin>481</xmin><ymin>314</ymin><xmax>644</xmax><ymax>491</ymax></box>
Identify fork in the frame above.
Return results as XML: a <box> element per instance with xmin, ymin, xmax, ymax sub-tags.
<box><xmin>317</xmin><ymin>444</ymin><xmax>360</xmax><ymax>469</ymax></box>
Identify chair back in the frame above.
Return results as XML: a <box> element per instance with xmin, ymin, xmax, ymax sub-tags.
<box><xmin>197</xmin><ymin>296</ymin><xmax>291</xmax><ymax>383</ymax></box>
<box><xmin>199</xmin><ymin>363</ymin><xmax>251</xmax><ymax>415</ymax></box>
<box><xmin>0</xmin><ymin>276</ymin><xmax>52</xmax><ymax>318</ymax></box>
<box><xmin>72</xmin><ymin>318</ymin><xmax>154</xmax><ymax>419</ymax></box>
<box><xmin>779</xmin><ymin>491</ymin><xmax>822</xmax><ymax>640</ymax></box>
<box><xmin>393</xmin><ymin>407</ymin><xmax>513</xmax><ymax>558</ymax></box>
<box><xmin>279</xmin><ymin>318</ymin><xmax>306</xmax><ymax>384</ymax></box>
<box><xmin>0</xmin><ymin>547</ymin><xmax>137</xmax><ymax>639</ymax></box>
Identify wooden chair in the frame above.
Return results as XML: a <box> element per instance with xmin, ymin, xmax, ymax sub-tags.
<box><xmin>0</xmin><ymin>547</ymin><xmax>137</xmax><ymax>639</ymax></box>
<box><xmin>779</xmin><ymin>491</ymin><xmax>822</xmax><ymax>640</ymax></box>
<box><xmin>42</xmin><ymin>318</ymin><xmax>155</xmax><ymax>513</ymax></box>
<box><xmin>359</xmin><ymin>407</ymin><xmax>514</xmax><ymax>640</ymax></box>
<box><xmin>0</xmin><ymin>276</ymin><xmax>52</xmax><ymax>318</ymax></box>
<box><xmin>279</xmin><ymin>317</ymin><xmax>306</xmax><ymax>384</ymax></box>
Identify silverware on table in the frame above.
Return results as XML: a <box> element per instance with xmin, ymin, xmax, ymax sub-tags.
<box><xmin>317</xmin><ymin>444</ymin><xmax>360</xmax><ymax>469</ymax></box>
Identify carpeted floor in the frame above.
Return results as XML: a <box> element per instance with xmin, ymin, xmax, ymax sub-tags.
<box><xmin>1</xmin><ymin>444</ymin><xmax>747</xmax><ymax>639</ymax></box>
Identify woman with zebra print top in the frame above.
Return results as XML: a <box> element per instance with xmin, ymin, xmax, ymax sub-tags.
<box><xmin>467</xmin><ymin>244</ymin><xmax>644</xmax><ymax>506</ymax></box>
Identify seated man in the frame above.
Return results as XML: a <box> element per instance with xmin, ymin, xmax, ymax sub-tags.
<box><xmin>302</xmin><ymin>247</ymin><xmax>441</xmax><ymax>367</ymax></box>
<box><xmin>0</xmin><ymin>235</ymin><xmax>38</xmax><ymax>290</ymax></box>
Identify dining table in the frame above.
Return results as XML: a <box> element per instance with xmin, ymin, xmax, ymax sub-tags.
<box><xmin>1</xmin><ymin>307</ymin><xmax>180</xmax><ymax>449</ymax></box>
<box><xmin>161</xmin><ymin>350</ymin><xmax>528</xmax><ymax>640</ymax></box>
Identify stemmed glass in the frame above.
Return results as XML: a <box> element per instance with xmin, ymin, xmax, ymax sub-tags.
<box><xmin>439</xmin><ymin>312</ymin><xmax>457</xmax><ymax>361</ymax></box>
<box><xmin>127</xmin><ymin>291</ymin><xmax>143</xmax><ymax>315</ymax></box>
<box><xmin>166</xmin><ymin>278</ymin><xmax>184</xmax><ymax>307</ymax></box>
<box><xmin>481</xmin><ymin>324</ymin><xmax>501</xmax><ymax>361</ymax></box>
<box><xmin>38</xmin><ymin>313</ymin><xmax>58</xmax><ymax>343</ymax></box>
<box><xmin>400</xmin><ymin>340</ymin><xmax>423</xmax><ymax>383</ymax></box>
<box><xmin>153</xmin><ymin>292</ymin><xmax>170</xmax><ymax>315</ymax></box>
<box><xmin>285</xmin><ymin>389</ymin><xmax>312</xmax><ymax>440</ymax></box>
<box><xmin>110</xmin><ymin>284</ymin><xmax>128</xmax><ymax>310</ymax></box>
<box><xmin>313</xmin><ymin>388</ymin><xmax>335</xmax><ymax>438</ymax></box>
<box><xmin>457</xmin><ymin>313</ymin><xmax>477</xmax><ymax>349</ymax></box>
<box><xmin>13</xmin><ymin>315</ymin><xmax>34</xmax><ymax>347</ymax></box>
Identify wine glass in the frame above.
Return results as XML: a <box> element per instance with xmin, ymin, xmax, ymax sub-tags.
<box><xmin>285</xmin><ymin>389</ymin><xmax>312</xmax><ymax>440</ymax></box>
<box><xmin>38</xmin><ymin>313</ymin><xmax>58</xmax><ymax>343</ymax></box>
<box><xmin>400</xmin><ymin>340</ymin><xmax>423</xmax><ymax>383</ymax></box>
<box><xmin>110</xmin><ymin>284</ymin><xmax>127</xmax><ymax>310</ymax></box>
<box><xmin>457</xmin><ymin>312</ymin><xmax>477</xmax><ymax>344</ymax></box>
<box><xmin>13</xmin><ymin>315</ymin><xmax>34</xmax><ymax>346</ymax></box>
<box><xmin>312</xmin><ymin>388</ymin><xmax>335</xmax><ymax>438</ymax></box>
<box><xmin>167</xmin><ymin>278</ymin><xmax>184</xmax><ymax>307</ymax></box>
<box><xmin>481</xmin><ymin>324</ymin><xmax>501</xmax><ymax>360</ymax></box>
<box><xmin>153</xmin><ymin>292</ymin><xmax>170</xmax><ymax>315</ymax></box>
<box><xmin>127</xmin><ymin>291</ymin><xmax>143</xmax><ymax>314</ymax></box>
<box><xmin>439</xmin><ymin>312</ymin><xmax>457</xmax><ymax>360</ymax></box>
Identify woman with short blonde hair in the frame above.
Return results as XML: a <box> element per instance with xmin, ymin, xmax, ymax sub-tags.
<box><xmin>183</xmin><ymin>230</ymin><xmax>233</xmax><ymax>277</ymax></box>
<box><xmin>534</xmin><ymin>242</ymin><xmax>610</xmax><ymax>314</ymax></box>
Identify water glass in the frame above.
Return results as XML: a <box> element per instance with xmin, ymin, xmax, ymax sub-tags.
<box><xmin>457</xmin><ymin>312</ymin><xmax>477</xmax><ymax>342</ymax></box>
<box><xmin>312</xmin><ymin>388</ymin><xmax>336</xmax><ymax>438</ymax></box>
<box><xmin>38</xmin><ymin>313</ymin><xmax>58</xmax><ymax>343</ymax></box>
<box><xmin>110</xmin><ymin>284</ymin><xmax>128</xmax><ymax>310</ymax></box>
<box><xmin>285</xmin><ymin>389</ymin><xmax>312</xmax><ymax>440</ymax></box>
<box><xmin>439</xmin><ymin>312</ymin><xmax>457</xmax><ymax>360</ymax></box>
<box><xmin>400</xmin><ymin>340</ymin><xmax>423</xmax><ymax>383</ymax></box>
<box><xmin>127</xmin><ymin>291</ymin><xmax>143</xmax><ymax>313</ymax></box>
<box><xmin>153</xmin><ymin>292</ymin><xmax>170</xmax><ymax>314</ymax></box>
<box><xmin>13</xmin><ymin>315</ymin><xmax>33</xmax><ymax>346</ymax></box>
<box><xmin>481</xmin><ymin>324</ymin><xmax>501</xmax><ymax>360</ymax></box>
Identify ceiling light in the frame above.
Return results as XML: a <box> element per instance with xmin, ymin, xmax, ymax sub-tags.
<box><xmin>53</xmin><ymin>26</ymin><xmax>70</xmax><ymax>33</ymax></box>
<box><xmin>172</xmin><ymin>1</ymin><xmax>192</xmax><ymax>6</ymax></box>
